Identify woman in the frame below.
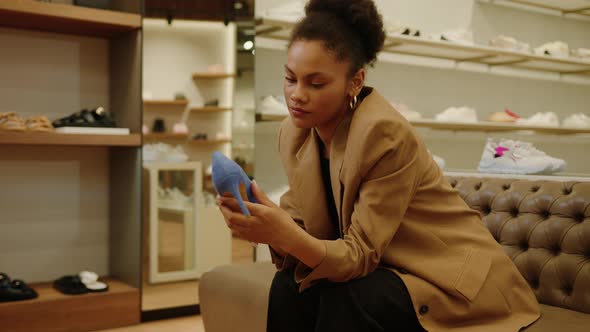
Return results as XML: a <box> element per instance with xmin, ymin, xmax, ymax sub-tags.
<box><xmin>218</xmin><ymin>0</ymin><xmax>540</xmax><ymax>331</ymax></box>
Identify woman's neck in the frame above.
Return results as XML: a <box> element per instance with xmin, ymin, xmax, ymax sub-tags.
<box><xmin>315</xmin><ymin>108</ymin><xmax>348</xmax><ymax>158</ymax></box>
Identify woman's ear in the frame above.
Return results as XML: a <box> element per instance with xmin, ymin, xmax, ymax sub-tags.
<box><xmin>349</xmin><ymin>68</ymin><xmax>366</xmax><ymax>96</ymax></box>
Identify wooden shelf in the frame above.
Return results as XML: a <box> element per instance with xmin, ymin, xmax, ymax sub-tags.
<box><xmin>0</xmin><ymin>131</ymin><xmax>141</xmax><ymax>147</ymax></box>
<box><xmin>254</xmin><ymin>114</ymin><xmax>590</xmax><ymax>135</ymax></box>
<box><xmin>144</xmin><ymin>133</ymin><xmax>189</xmax><ymax>141</ymax></box>
<box><xmin>0</xmin><ymin>277</ymin><xmax>139</xmax><ymax>332</ymax></box>
<box><xmin>0</xmin><ymin>0</ymin><xmax>141</xmax><ymax>38</ymax></box>
<box><xmin>257</xmin><ymin>17</ymin><xmax>590</xmax><ymax>81</ymax></box>
<box><xmin>192</xmin><ymin>73</ymin><xmax>236</xmax><ymax>79</ymax></box>
<box><xmin>478</xmin><ymin>0</ymin><xmax>590</xmax><ymax>20</ymax></box>
<box><xmin>189</xmin><ymin>139</ymin><xmax>232</xmax><ymax>145</ymax></box>
<box><xmin>189</xmin><ymin>106</ymin><xmax>232</xmax><ymax>113</ymax></box>
<box><xmin>256</xmin><ymin>113</ymin><xmax>288</xmax><ymax>122</ymax></box>
<box><xmin>143</xmin><ymin>100</ymin><xmax>189</xmax><ymax>107</ymax></box>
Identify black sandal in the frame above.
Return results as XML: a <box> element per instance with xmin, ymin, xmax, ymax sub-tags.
<box><xmin>53</xmin><ymin>275</ymin><xmax>89</xmax><ymax>295</ymax></box>
<box><xmin>52</xmin><ymin>107</ymin><xmax>116</xmax><ymax>128</ymax></box>
<box><xmin>0</xmin><ymin>273</ymin><xmax>38</xmax><ymax>302</ymax></box>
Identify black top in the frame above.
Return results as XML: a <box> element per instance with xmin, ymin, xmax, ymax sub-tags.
<box><xmin>320</xmin><ymin>155</ymin><xmax>341</xmax><ymax>239</ymax></box>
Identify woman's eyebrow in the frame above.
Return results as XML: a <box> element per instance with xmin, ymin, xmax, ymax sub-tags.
<box><xmin>284</xmin><ymin>65</ymin><xmax>326</xmax><ymax>79</ymax></box>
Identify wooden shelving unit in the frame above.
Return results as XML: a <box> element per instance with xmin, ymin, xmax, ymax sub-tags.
<box><xmin>144</xmin><ymin>133</ymin><xmax>189</xmax><ymax>141</ymax></box>
<box><xmin>189</xmin><ymin>138</ymin><xmax>232</xmax><ymax>145</ymax></box>
<box><xmin>0</xmin><ymin>131</ymin><xmax>141</xmax><ymax>146</ymax></box>
<box><xmin>257</xmin><ymin>17</ymin><xmax>590</xmax><ymax>80</ymax></box>
<box><xmin>192</xmin><ymin>72</ymin><xmax>236</xmax><ymax>79</ymax></box>
<box><xmin>0</xmin><ymin>0</ymin><xmax>141</xmax><ymax>38</ymax></box>
<box><xmin>0</xmin><ymin>278</ymin><xmax>139</xmax><ymax>332</ymax></box>
<box><xmin>0</xmin><ymin>1</ymin><xmax>143</xmax><ymax>330</ymax></box>
<box><xmin>189</xmin><ymin>106</ymin><xmax>232</xmax><ymax>113</ymax></box>
<box><xmin>143</xmin><ymin>99</ymin><xmax>189</xmax><ymax>107</ymax></box>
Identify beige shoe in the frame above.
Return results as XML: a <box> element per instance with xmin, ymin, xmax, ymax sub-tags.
<box><xmin>25</xmin><ymin>116</ymin><xmax>54</xmax><ymax>132</ymax></box>
<box><xmin>0</xmin><ymin>112</ymin><xmax>26</xmax><ymax>131</ymax></box>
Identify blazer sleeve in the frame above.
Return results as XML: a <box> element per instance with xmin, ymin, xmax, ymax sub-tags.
<box><xmin>296</xmin><ymin>121</ymin><xmax>423</xmax><ymax>290</ymax></box>
<box><xmin>269</xmin><ymin>188</ymin><xmax>306</xmax><ymax>270</ymax></box>
<box><xmin>269</xmin><ymin>120</ymin><xmax>307</xmax><ymax>270</ymax></box>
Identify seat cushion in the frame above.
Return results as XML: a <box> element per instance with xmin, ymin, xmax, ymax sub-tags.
<box><xmin>524</xmin><ymin>304</ymin><xmax>590</xmax><ymax>332</ymax></box>
<box><xmin>199</xmin><ymin>262</ymin><xmax>276</xmax><ymax>332</ymax></box>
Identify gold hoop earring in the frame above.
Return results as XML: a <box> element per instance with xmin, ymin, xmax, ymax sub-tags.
<box><xmin>349</xmin><ymin>95</ymin><xmax>358</xmax><ymax>110</ymax></box>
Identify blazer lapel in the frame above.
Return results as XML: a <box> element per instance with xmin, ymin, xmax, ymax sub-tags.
<box><xmin>329</xmin><ymin>111</ymin><xmax>352</xmax><ymax>223</ymax></box>
<box><xmin>294</xmin><ymin>130</ymin><xmax>334</xmax><ymax>240</ymax></box>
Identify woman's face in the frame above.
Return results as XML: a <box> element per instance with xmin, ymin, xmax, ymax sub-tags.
<box><xmin>284</xmin><ymin>39</ymin><xmax>352</xmax><ymax>129</ymax></box>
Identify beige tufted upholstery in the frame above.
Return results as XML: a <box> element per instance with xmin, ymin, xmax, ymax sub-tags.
<box><xmin>200</xmin><ymin>176</ymin><xmax>590</xmax><ymax>332</ymax></box>
<box><xmin>447</xmin><ymin>177</ymin><xmax>590</xmax><ymax>315</ymax></box>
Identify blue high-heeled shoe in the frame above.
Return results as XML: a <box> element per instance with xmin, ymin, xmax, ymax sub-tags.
<box><xmin>211</xmin><ymin>151</ymin><xmax>257</xmax><ymax>216</ymax></box>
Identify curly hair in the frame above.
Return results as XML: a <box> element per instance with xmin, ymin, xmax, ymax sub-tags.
<box><xmin>289</xmin><ymin>0</ymin><xmax>386</xmax><ymax>76</ymax></box>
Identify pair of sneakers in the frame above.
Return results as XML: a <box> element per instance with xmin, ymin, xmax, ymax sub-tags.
<box><xmin>143</xmin><ymin>143</ymin><xmax>188</xmax><ymax>162</ymax></box>
<box><xmin>259</xmin><ymin>95</ymin><xmax>288</xmax><ymax>116</ymax></box>
<box><xmin>158</xmin><ymin>187</ymin><xmax>193</xmax><ymax>209</ymax></box>
<box><xmin>478</xmin><ymin>138</ymin><xmax>565</xmax><ymax>175</ymax></box>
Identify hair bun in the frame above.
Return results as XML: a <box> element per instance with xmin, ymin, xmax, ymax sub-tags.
<box><xmin>305</xmin><ymin>0</ymin><xmax>385</xmax><ymax>65</ymax></box>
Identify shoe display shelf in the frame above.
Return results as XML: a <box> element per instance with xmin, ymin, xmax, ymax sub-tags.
<box><xmin>0</xmin><ymin>278</ymin><xmax>138</xmax><ymax>332</ymax></box>
<box><xmin>143</xmin><ymin>99</ymin><xmax>189</xmax><ymax>107</ymax></box>
<box><xmin>0</xmin><ymin>1</ymin><xmax>142</xmax><ymax>331</ymax></box>
<box><xmin>477</xmin><ymin>0</ymin><xmax>590</xmax><ymax>21</ymax></box>
<box><xmin>445</xmin><ymin>170</ymin><xmax>590</xmax><ymax>181</ymax></box>
<box><xmin>255</xmin><ymin>114</ymin><xmax>590</xmax><ymax>135</ymax></box>
<box><xmin>0</xmin><ymin>131</ymin><xmax>140</xmax><ymax>146</ymax></box>
<box><xmin>256</xmin><ymin>17</ymin><xmax>590</xmax><ymax>85</ymax></box>
<box><xmin>192</xmin><ymin>72</ymin><xmax>236</xmax><ymax>79</ymax></box>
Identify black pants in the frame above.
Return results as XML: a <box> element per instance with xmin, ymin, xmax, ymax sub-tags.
<box><xmin>267</xmin><ymin>268</ymin><xmax>426</xmax><ymax>332</ymax></box>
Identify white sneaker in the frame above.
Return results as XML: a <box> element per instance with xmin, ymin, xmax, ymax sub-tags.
<box><xmin>430</xmin><ymin>29</ymin><xmax>474</xmax><ymax>46</ymax></box>
<box><xmin>165</xmin><ymin>145</ymin><xmax>189</xmax><ymax>162</ymax></box>
<box><xmin>571</xmin><ymin>48</ymin><xmax>590</xmax><ymax>59</ymax></box>
<box><xmin>265</xmin><ymin>0</ymin><xmax>305</xmax><ymax>22</ymax></box>
<box><xmin>435</xmin><ymin>106</ymin><xmax>478</xmax><ymax>123</ymax></box>
<box><xmin>391</xmin><ymin>101</ymin><xmax>422</xmax><ymax>120</ymax></box>
<box><xmin>259</xmin><ymin>95</ymin><xmax>288</xmax><ymax>116</ymax></box>
<box><xmin>516</xmin><ymin>112</ymin><xmax>559</xmax><ymax>127</ymax></box>
<box><xmin>562</xmin><ymin>113</ymin><xmax>590</xmax><ymax>128</ymax></box>
<box><xmin>167</xmin><ymin>187</ymin><xmax>192</xmax><ymax>209</ymax></box>
<box><xmin>143</xmin><ymin>143</ymin><xmax>162</xmax><ymax>161</ymax></box>
<box><xmin>501</xmin><ymin>139</ymin><xmax>565</xmax><ymax>173</ymax></box>
<box><xmin>489</xmin><ymin>35</ymin><xmax>530</xmax><ymax>53</ymax></box>
<box><xmin>534</xmin><ymin>41</ymin><xmax>569</xmax><ymax>58</ymax></box>
<box><xmin>432</xmin><ymin>154</ymin><xmax>445</xmax><ymax>169</ymax></box>
<box><xmin>478</xmin><ymin>138</ymin><xmax>555</xmax><ymax>174</ymax></box>
<box><xmin>488</xmin><ymin>109</ymin><xmax>521</xmax><ymax>123</ymax></box>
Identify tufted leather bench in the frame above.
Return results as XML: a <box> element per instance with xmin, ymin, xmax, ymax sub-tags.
<box><xmin>447</xmin><ymin>176</ymin><xmax>590</xmax><ymax>331</ymax></box>
<box><xmin>200</xmin><ymin>176</ymin><xmax>590</xmax><ymax>332</ymax></box>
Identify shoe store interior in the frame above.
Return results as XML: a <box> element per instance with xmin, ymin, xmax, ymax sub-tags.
<box><xmin>0</xmin><ymin>0</ymin><xmax>589</xmax><ymax>331</ymax></box>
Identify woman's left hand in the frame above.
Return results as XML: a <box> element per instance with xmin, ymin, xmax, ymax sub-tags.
<box><xmin>217</xmin><ymin>182</ymin><xmax>298</xmax><ymax>250</ymax></box>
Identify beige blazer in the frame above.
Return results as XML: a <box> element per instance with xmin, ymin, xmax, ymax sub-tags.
<box><xmin>272</xmin><ymin>87</ymin><xmax>540</xmax><ymax>331</ymax></box>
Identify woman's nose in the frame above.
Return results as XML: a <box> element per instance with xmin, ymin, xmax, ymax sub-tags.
<box><xmin>290</xmin><ymin>83</ymin><xmax>307</xmax><ymax>104</ymax></box>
